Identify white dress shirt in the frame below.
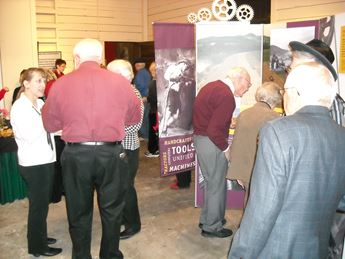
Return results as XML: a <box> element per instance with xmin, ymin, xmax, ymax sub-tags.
<box><xmin>11</xmin><ymin>93</ymin><xmax>56</xmax><ymax>166</ymax></box>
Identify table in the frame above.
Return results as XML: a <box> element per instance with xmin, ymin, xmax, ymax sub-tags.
<box><xmin>0</xmin><ymin>137</ymin><xmax>27</xmax><ymax>204</ymax></box>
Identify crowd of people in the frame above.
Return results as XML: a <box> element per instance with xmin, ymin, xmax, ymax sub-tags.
<box><xmin>2</xmin><ymin>37</ymin><xmax>344</xmax><ymax>258</ymax></box>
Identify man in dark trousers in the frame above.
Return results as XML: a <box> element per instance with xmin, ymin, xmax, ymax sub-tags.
<box><xmin>42</xmin><ymin>38</ymin><xmax>141</xmax><ymax>259</ymax></box>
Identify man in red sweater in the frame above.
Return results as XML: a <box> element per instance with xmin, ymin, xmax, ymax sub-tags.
<box><xmin>42</xmin><ymin>38</ymin><xmax>141</xmax><ymax>259</ymax></box>
<box><xmin>193</xmin><ymin>67</ymin><xmax>251</xmax><ymax>238</ymax></box>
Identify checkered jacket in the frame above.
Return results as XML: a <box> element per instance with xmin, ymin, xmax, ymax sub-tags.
<box><xmin>122</xmin><ymin>86</ymin><xmax>144</xmax><ymax>150</ymax></box>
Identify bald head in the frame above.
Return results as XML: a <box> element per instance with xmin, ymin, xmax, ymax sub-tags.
<box><xmin>227</xmin><ymin>67</ymin><xmax>251</xmax><ymax>97</ymax></box>
<box><xmin>73</xmin><ymin>38</ymin><xmax>103</xmax><ymax>68</ymax></box>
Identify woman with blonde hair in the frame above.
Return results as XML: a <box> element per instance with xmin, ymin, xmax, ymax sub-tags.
<box><xmin>10</xmin><ymin>67</ymin><xmax>62</xmax><ymax>257</ymax></box>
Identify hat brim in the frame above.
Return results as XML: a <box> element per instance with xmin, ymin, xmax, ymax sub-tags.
<box><xmin>289</xmin><ymin>41</ymin><xmax>338</xmax><ymax>81</ymax></box>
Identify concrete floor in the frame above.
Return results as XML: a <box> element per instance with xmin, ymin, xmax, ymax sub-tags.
<box><xmin>0</xmin><ymin>146</ymin><xmax>243</xmax><ymax>259</ymax></box>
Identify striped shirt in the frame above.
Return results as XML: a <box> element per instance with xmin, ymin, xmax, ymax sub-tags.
<box><xmin>330</xmin><ymin>94</ymin><xmax>345</xmax><ymax>127</ymax></box>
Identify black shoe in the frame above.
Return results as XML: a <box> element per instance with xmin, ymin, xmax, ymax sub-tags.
<box><xmin>199</xmin><ymin>218</ymin><xmax>227</xmax><ymax>229</ymax></box>
<box><xmin>120</xmin><ymin>228</ymin><xmax>140</xmax><ymax>240</ymax></box>
<box><xmin>201</xmin><ymin>228</ymin><xmax>233</xmax><ymax>238</ymax></box>
<box><xmin>32</xmin><ymin>247</ymin><xmax>62</xmax><ymax>257</ymax></box>
<box><xmin>47</xmin><ymin>237</ymin><xmax>57</xmax><ymax>245</ymax></box>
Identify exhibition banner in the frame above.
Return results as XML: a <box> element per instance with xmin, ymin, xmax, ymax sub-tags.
<box><xmin>270</xmin><ymin>26</ymin><xmax>315</xmax><ymax>72</ymax></box>
<box><xmin>153</xmin><ymin>23</ymin><xmax>196</xmax><ymax>176</ymax></box>
<box><xmin>195</xmin><ymin>22</ymin><xmax>263</xmax><ymax>208</ymax></box>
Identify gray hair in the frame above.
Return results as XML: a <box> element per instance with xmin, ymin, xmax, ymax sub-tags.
<box><xmin>73</xmin><ymin>38</ymin><xmax>103</xmax><ymax>63</ymax></box>
<box><xmin>107</xmin><ymin>59</ymin><xmax>134</xmax><ymax>82</ymax></box>
<box><xmin>255</xmin><ymin>81</ymin><xmax>283</xmax><ymax>109</ymax></box>
<box><xmin>226</xmin><ymin>67</ymin><xmax>249</xmax><ymax>80</ymax></box>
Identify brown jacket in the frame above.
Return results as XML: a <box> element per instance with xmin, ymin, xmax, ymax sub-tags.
<box><xmin>227</xmin><ymin>102</ymin><xmax>280</xmax><ymax>183</ymax></box>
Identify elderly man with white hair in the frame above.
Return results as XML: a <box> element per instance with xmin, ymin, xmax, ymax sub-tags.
<box><xmin>107</xmin><ymin>59</ymin><xmax>144</xmax><ymax>240</ymax></box>
<box><xmin>193</xmin><ymin>67</ymin><xmax>252</xmax><ymax>238</ymax></box>
<box><xmin>42</xmin><ymin>39</ymin><xmax>141</xmax><ymax>259</ymax></box>
<box><xmin>228</xmin><ymin>44</ymin><xmax>345</xmax><ymax>258</ymax></box>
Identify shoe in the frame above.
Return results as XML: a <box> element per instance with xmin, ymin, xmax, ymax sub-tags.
<box><xmin>47</xmin><ymin>237</ymin><xmax>57</xmax><ymax>245</ymax></box>
<box><xmin>170</xmin><ymin>182</ymin><xmax>179</xmax><ymax>190</ymax></box>
<box><xmin>32</xmin><ymin>247</ymin><xmax>62</xmax><ymax>257</ymax></box>
<box><xmin>120</xmin><ymin>228</ymin><xmax>140</xmax><ymax>240</ymax></box>
<box><xmin>199</xmin><ymin>219</ymin><xmax>227</xmax><ymax>229</ymax></box>
<box><xmin>144</xmin><ymin>151</ymin><xmax>159</xmax><ymax>158</ymax></box>
<box><xmin>201</xmin><ymin>228</ymin><xmax>233</xmax><ymax>238</ymax></box>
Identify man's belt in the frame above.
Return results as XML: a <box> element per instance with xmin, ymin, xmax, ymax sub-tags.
<box><xmin>66</xmin><ymin>141</ymin><xmax>122</xmax><ymax>146</ymax></box>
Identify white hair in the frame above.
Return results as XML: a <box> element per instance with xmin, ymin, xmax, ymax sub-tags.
<box><xmin>226</xmin><ymin>67</ymin><xmax>249</xmax><ymax>80</ymax></box>
<box><xmin>73</xmin><ymin>38</ymin><xmax>103</xmax><ymax>63</ymax></box>
<box><xmin>107</xmin><ymin>59</ymin><xmax>134</xmax><ymax>82</ymax></box>
<box><xmin>285</xmin><ymin>62</ymin><xmax>336</xmax><ymax>107</ymax></box>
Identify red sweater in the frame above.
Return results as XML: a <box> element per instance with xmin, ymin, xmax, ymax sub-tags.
<box><xmin>42</xmin><ymin>61</ymin><xmax>141</xmax><ymax>142</ymax></box>
<box><xmin>193</xmin><ymin>80</ymin><xmax>235</xmax><ymax>151</ymax></box>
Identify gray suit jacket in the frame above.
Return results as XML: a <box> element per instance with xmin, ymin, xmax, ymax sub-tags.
<box><xmin>228</xmin><ymin>106</ymin><xmax>345</xmax><ymax>259</ymax></box>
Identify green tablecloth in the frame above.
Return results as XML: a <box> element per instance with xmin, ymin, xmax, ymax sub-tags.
<box><xmin>0</xmin><ymin>152</ymin><xmax>27</xmax><ymax>204</ymax></box>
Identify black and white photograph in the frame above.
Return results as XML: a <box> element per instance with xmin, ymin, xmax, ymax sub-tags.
<box><xmin>155</xmin><ymin>48</ymin><xmax>195</xmax><ymax>137</ymax></box>
<box><xmin>270</xmin><ymin>26</ymin><xmax>315</xmax><ymax>72</ymax></box>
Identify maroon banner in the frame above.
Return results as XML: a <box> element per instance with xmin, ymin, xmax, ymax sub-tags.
<box><xmin>153</xmin><ymin>23</ymin><xmax>196</xmax><ymax>176</ymax></box>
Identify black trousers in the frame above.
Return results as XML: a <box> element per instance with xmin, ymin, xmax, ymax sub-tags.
<box><xmin>61</xmin><ymin>144</ymin><xmax>127</xmax><ymax>259</ymax></box>
<box><xmin>122</xmin><ymin>148</ymin><xmax>141</xmax><ymax>230</ymax></box>
<box><xmin>51</xmin><ymin>136</ymin><xmax>65</xmax><ymax>203</ymax></box>
<box><xmin>19</xmin><ymin>163</ymin><xmax>55</xmax><ymax>254</ymax></box>
<box><xmin>148</xmin><ymin>112</ymin><xmax>159</xmax><ymax>153</ymax></box>
<box><xmin>176</xmin><ymin>170</ymin><xmax>191</xmax><ymax>188</ymax></box>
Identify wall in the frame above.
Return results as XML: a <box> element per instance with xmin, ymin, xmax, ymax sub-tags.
<box><xmin>36</xmin><ymin>0</ymin><xmax>148</xmax><ymax>73</ymax></box>
<box><xmin>271</xmin><ymin>0</ymin><xmax>345</xmax><ymax>22</ymax></box>
<box><xmin>0</xmin><ymin>0</ymin><xmax>38</xmax><ymax>110</ymax></box>
<box><xmin>1</xmin><ymin>0</ymin><xmax>345</xmax><ymax>110</ymax></box>
<box><xmin>147</xmin><ymin>0</ymin><xmax>210</xmax><ymax>40</ymax></box>
<box><xmin>147</xmin><ymin>0</ymin><xmax>345</xmax><ymax>40</ymax></box>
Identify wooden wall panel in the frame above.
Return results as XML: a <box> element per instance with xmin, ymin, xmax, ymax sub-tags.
<box><xmin>36</xmin><ymin>0</ymin><xmax>55</xmax><ymax>8</ymax></box>
<box><xmin>271</xmin><ymin>0</ymin><xmax>345</xmax><ymax>22</ymax></box>
<box><xmin>35</xmin><ymin>0</ymin><xmax>345</xmax><ymax>71</ymax></box>
<box><xmin>147</xmin><ymin>0</ymin><xmax>216</xmax><ymax>40</ymax></box>
<box><xmin>36</xmin><ymin>0</ymin><xmax>146</xmax><ymax>72</ymax></box>
<box><xmin>37</xmin><ymin>28</ymin><xmax>56</xmax><ymax>39</ymax></box>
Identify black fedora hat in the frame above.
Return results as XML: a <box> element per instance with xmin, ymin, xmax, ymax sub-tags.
<box><xmin>289</xmin><ymin>39</ymin><xmax>338</xmax><ymax>81</ymax></box>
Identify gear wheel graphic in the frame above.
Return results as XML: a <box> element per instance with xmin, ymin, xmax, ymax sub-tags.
<box><xmin>197</xmin><ymin>8</ymin><xmax>212</xmax><ymax>22</ymax></box>
<box><xmin>236</xmin><ymin>4</ymin><xmax>254</xmax><ymax>21</ymax></box>
<box><xmin>187</xmin><ymin>12</ymin><xmax>198</xmax><ymax>24</ymax></box>
<box><xmin>212</xmin><ymin>0</ymin><xmax>237</xmax><ymax>21</ymax></box>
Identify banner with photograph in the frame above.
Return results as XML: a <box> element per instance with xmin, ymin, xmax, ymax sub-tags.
<box><xmin>270</xmin><ymin>26</ymin><xmax>315</xmax><ymax>72</ymax></box>
<box><xmin>195</xmin><ymin>22</ymin><xmax>263</xmax><ymax>208</ymax></box>
<box><xmin>153</xmin><ymin>23</ymin><xmax>196</xmax><ymax>176</ymax></box>
<box><xmin>287</xmin><ymin>16</ymin><xmax>341</xmax><ymax>93</ymax></box>
<box><xmin>335</xmin><ymin>12</ymin><xmax>345</xmax><ymax>96</ymax></box>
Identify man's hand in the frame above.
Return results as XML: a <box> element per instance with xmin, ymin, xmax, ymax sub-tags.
<box><xmin>2</xmin><ymin>87</ymin><xmax>9</xmax><ymax>92</ymax></box>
